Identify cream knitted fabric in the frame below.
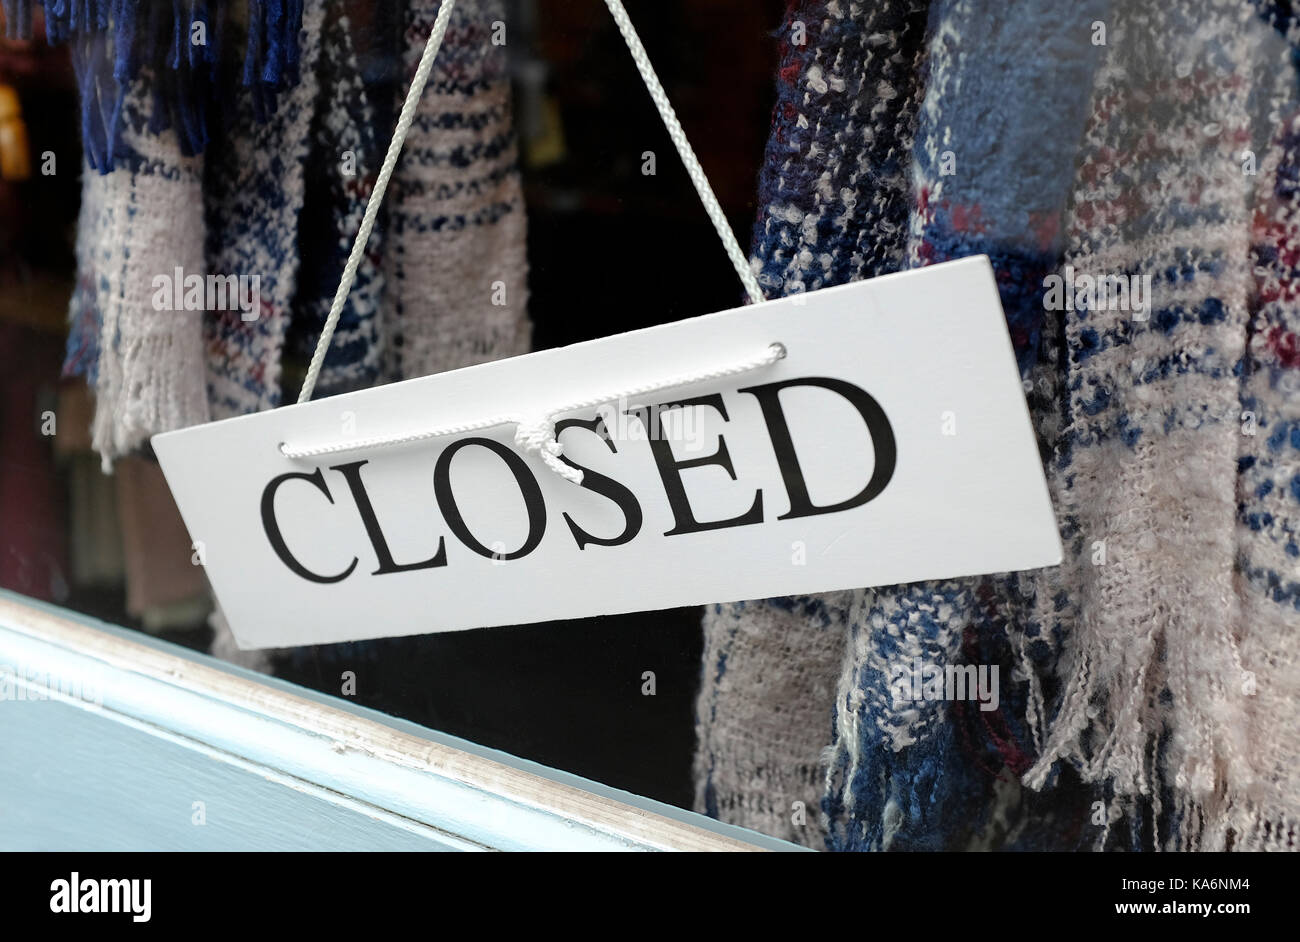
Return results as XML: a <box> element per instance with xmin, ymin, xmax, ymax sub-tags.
<box><xmin>695</xmin><ymin>593</ymin><xmax>855</xmax><ymax>846</ymax></box>
<box><xmin>382</xmin><ymin>0</ymin><xmax>530</xmax><ymax>382</ymax></box>
<box><xmin>1014</xmin><ymin>0</ymin><xmax>1300</xmax><ymax>849</ymax></box>
<box><xmin>73</xmin><ymin>80</ymin><xmax>210</xmax><ymax>471</ymax></box>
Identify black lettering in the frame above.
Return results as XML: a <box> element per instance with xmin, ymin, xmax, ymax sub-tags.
<box><xmin>634</xmin><ymin>394</ymin><xmax>763</xmax><ymax>536</ymax></box>
<box><xmin>555</xmin><ymin>417</ymin><xmax>643</xmax><ymax>549</ymax></box>
<box><xmin>739</xmin><ymin>377</ymin><xmax>896</xmax><ymax>519</ymax></box>
<box><xmin>330</xmin><ymin>460</ymin><xmax>448</xmax><ymax>574</ymax></box>
<box><xmin>433</xmin><ymin>438</ymin><xmax>547</xmax><ymax>560</ymax></box>
<box><xmin>260</xmin><ymin>468</ymin><xmax>358</xmax><ymax>583</ymax></box>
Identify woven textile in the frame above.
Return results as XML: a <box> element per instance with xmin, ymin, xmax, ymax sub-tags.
<box><xmin>202</xmin><ymin>0</ymin><xmax>328</xmax><ymax>420</ymax></box>
<box><xmin>382</xmin><ymin>0</ymin><xmax>530</xmax><ymax>383</ymax></box>
<box><xmin>695</xmin><ymin>0</ymin><xmax>931</xmax><ymax>849</ymax></box>
<box><xmin>704</xmin><ymin>0</ymin><xmax>1300</xmax><ymax>852</ymax></box>
<box><xmin>824</xmin><ymin>0</ymin><xmax>1110</xmax><ymax>853</ymax></box>
<box><xmin>49</xmin><ymin>0</ymin><xmax>321</xmax><ymax>455</ymax></box>
<box><xmin>283</xmin><ymin>0</ymin><xmax>387</xmax><ymax>399</ymax></box>
<box><xmin>1012</xmin><ymin>0</ymin><xmax>1300</xmax><ymax>851</ymax></box>
<box><xmin>40</xmin><ymin>0</ymin><xmax>531</xmax><ymax>464</ymax></box>
<box><xmin>68</xmin><ymin>76</ymin><xmax>211</xmax><ymax>469</ymax></box>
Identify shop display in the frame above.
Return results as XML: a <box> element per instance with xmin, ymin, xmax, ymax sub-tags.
<box><xmin>0</xmin><ymin>0</ymin><xmax>1296</xmax><ymax>865</ymax></box>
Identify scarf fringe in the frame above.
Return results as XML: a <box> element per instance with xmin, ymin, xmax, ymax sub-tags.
<box><xmin>5</xmin><ymin>0</ymin><xmax>303</xmax><ymax>169</ymax></box>
<box><xmin>91</xmin><ymin>322</ymin><xmax>210</xmax><ymax>470</ymax></box>
<box><xmin>1173</xmin><ymin>795</ymin><xmax>1298</xmax><ymax>852</ymax></box>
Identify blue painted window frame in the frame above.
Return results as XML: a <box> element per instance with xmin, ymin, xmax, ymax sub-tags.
<box><xmin>0</xmin><ymin>590</ymin><xmax>800</xmax><ymax>851</ymax></box>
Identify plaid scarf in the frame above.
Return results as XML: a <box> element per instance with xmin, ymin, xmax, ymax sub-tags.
<box><xmin>695</xmin><ymin>0</ymin><xmax>932</xmax><ymax>849</ymax></box>
<box><xmin>701</xmin><ymin>0</ymin><xmax>1300</xmax><ymax>851</ymax></box>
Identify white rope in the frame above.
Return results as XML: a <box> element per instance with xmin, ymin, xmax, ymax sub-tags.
<box><xmin>279</xmin><ymin>342</ymin><xmax>786</xmax><ymax>484</ymax></box>
<box><xmin>602</xmin><ymin>0</ymin><xmax>764</xmax><ymax>306</ymax></box>
<box><xmin>290</xmin><ymin>0</ymin><xmax>773</xmax><ymax>483</ymax></box>
<box><xmin>296</xmin><ymin>0</ymin><xmax>459</xmax><ymax>404</ymax></box>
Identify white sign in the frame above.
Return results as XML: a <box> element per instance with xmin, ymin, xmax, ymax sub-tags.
<box><xmin>153</xmin><ymin>256</ymin><xmax>1061</xmax><ymax>649</ymax></box>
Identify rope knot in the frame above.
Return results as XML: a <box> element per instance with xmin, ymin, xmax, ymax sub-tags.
<box><xmin>514</xmin><ymin>417</ymin><xmax>583</xmax><ymax>485</ymax></box>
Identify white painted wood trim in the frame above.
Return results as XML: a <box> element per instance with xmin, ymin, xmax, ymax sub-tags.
<box><xmin>0</xmin><ymin>592</ymin><xmax>800</xmax><ymax>851</ymax></box>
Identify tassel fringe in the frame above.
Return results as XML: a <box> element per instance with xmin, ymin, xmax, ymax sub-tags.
<box><xmin>3</xmin><ymin>0</ymin><xmax>305</xmax><ymax>169</ymax></box>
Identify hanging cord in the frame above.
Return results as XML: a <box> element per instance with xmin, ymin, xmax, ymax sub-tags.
<box><xmin>288</xmin><ymin>0</ymin><xmax>775</xmax><ymax>482</ymax></box>
<box><xmin>281</xmin><ymin>342</ymin><xmax>786</xmax><ymax>484</ymax></box>
<box><xmin>296</xmin><ymin>0</ymin><xmax>459</xmax><ymax>404</ymax></box>
<box><xmin>602</xmin><ymin>0</ymin><xmax>764</xmax><ymax>306</ymax></box>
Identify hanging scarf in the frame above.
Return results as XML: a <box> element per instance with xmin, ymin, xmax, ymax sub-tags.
<box><xmin>1013</xmin><ymin>0</ymin><xmax>1300</xmax><ymax>851</ymax></box>
<box><xmin>705</xmin><ymin>0</ymin><xmax>1300</xmax><ymax>852</ymax></box>
<box><xmin>694</xmin><ymin>0</ymin><xmax>932</xmax><ymax>849</ymax></box>
<box><xmin>822</xmin><ymin>0</ymin><xmax>1110</xmax><ymax>852</ymax></box>
<box><xmin>381</xmin><ymin>0</ymin><xmax>530</xmax><ymax>383</ymax></box>
<box><xmin>200</xmin><ymin>0</ymin><xmax>327</xmax><ymax>419</ymax></box>
<box><xmin>26</xmin><ymin>0</ymin><xmax>312</xmax><ymax>464</ymax></box>
<box><xmin>66</xmin><ymin>74</ymin><xmax>211</xmax><ymax>469</ymax></box>
<box><xmin>282</xmin><ymin>0</ymin><xmax>387</xmax><ymax>400</ymax></box>
<box><xmin>45</xmin><ymin>0</ymin><xmax>530</xmax><ymax>466</ymax></box>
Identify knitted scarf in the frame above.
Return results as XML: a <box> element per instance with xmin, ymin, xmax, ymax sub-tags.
<box><xmin>201</xmin><ymin>0</ymin><xmax>331</xmax><ymax>419</ymax></box>
<box><xmin>282</xmin><ymin>0</ymin><xmax>387</xmax><ymax>400</ymax></box>
<box><xmin>38</xmin><ymin>0</ymin><xmax>529</xmax><ymax>461</ymax></box>
<box><xmin>694</xmin><ymin>0</ymin><xmax>931</xmax><ymax>848</ymax></box>
<box><xmin>824</xmin><ymin>0</ymin><xmax>1110</xmax><ymax>853</ymax></box>
<box><xmin>66</xmin><ymin>74</ymin><xmax>211</xmax><ymax>469</ymax></box>
<box><xmin>1013</xmin><ymin>0</ymin><xmax>1300</xmax><ymax>851</ymax></box>
<box><xmin>381</xmin><ymin>0</ymin><xmax>530</xmax><ymax>382</ymax></box>
<box><xmin>701</xmin><ymin>0</ymin><xmax>1300</xmax><ymax>851</ymax></box>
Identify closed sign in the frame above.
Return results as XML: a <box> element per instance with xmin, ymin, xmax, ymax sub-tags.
<box><xmin>153</xmin><ymin>257</ymin><xmax>1061</xmax><ymax>649</ymax></box>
